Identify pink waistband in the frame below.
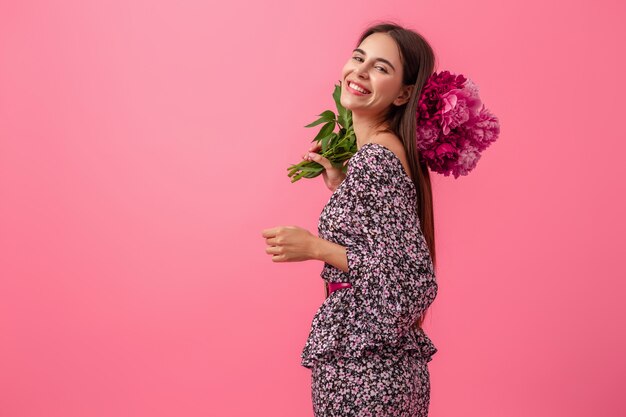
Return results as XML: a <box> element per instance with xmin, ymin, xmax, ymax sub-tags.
<box><xmin>327</xmin><ymin>282</ymin><xmax>352</xmax><ymax>295</ymax></box>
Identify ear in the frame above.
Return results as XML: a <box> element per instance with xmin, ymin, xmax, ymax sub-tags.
<box><xmin>393</xmin><ymin>85</ymin><xmax>413</xmax><ymax>106</ymax></box>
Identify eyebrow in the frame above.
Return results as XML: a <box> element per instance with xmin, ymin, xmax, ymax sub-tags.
<box><xmin>352</xmin><ymin>48</ymin><xmax>396</xmax><ymax>71</ymax></box>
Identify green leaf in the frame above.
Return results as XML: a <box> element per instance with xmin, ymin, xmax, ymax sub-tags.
<box><xmin>332</xmin><ymin>83</ymin><xmax>342</xmax><ymax>108</ymax></box>
<box><xmin>313</xmin><ymin>120</ymin><xmax>335</xmax><ymax>142</ymax></box>
<box><xmin>341</xmin><ymin>109</ymin><xmax>352</xmax><ymax>129</ymax></box>
<box><xmin>321</xmin><ymin>132</ymin><xmax>337</xmax><ymax>153</ymax></box>
<box><xmin>333</xmin><ymin>82</ymin><xmax>352</xmax><ymax>129</ymax></box>
<box><xmin>304</xmin><ymin>110</ymin><xmax>336</xmax><ymax>128</ymax></box>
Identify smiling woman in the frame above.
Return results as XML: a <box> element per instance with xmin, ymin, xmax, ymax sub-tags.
<box><xmin>262</xmin><ymin>20</ymin><xmax>439</xmax><ymax>417</ymax></box>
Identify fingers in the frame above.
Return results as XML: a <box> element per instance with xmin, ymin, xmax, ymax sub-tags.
<box><xmin>262</xmin><ymin>228</ymin><xmax>284</xmax><ymax>263</ymax></box>
<box><xmin>302</xmin><ymin>142</ymin><xmax>322</xmax><ymax>160</ymax></box>
<box><xmin>302</xmin><ymin>143</ymin><xmax>333</xmax><ymax>170</ymax></box>
<box><xmin>265</xmin><ymin>245</ymin><xmax>280</xmax><ymax>255</ymax></box>
<box><xmin>261</xmin><ymin>227</ymin><xmax>278</xmax><ymax>238</ymax></box>
<box><xmin>307</xmin><ymin>152</ymin><xmax>332</xmax><ymax>170</ymax></box>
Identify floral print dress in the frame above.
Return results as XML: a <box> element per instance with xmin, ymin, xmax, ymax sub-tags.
<box><xmin>301</xmin><ymin>142</ymin><xmax>439</xmax><ymax>417</ymax></box>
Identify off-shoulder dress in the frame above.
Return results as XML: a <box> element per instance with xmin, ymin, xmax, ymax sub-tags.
<box><xmin>301</xmin><ymin>142</ymin><xmax>439</xmax><ymax>417</ymax></box>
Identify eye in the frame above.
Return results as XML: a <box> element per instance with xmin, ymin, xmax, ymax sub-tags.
<box><xmin>376</xmin><ymin>66</ymin><xmax>388</xmax><ymax>73</ymax></box>
<box><xmin>352</xmin><ymin>56</ymin><xmax>363</xmax><ymax>62</ymax></box>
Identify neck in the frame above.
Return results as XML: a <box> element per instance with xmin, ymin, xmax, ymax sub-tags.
<box><xmin>352</xmin><ymin>110</ymin><xmax>389</xmax><ymax>150</ymax></box>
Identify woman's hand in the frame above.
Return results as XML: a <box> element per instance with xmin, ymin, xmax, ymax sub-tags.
<box><xmin>302</xmin><ymin>142</ymin><xmax>347</xmax><ymax>192</ymax></box>
<box><xmin>261</xmin><ymin>225</ymin><xmax>318</xmax><ymax>263</ymax></box>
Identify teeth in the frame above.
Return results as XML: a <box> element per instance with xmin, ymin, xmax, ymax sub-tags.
<box><xmin>349</xmin><ymin>82</ymin><xmax>369</xmax><ymax>94</ymax></box>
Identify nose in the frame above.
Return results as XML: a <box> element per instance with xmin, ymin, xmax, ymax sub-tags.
<box><xmin>354</xmin><ymin>63</ymin><xmax>369</xmax><ymax>79</ymax></box>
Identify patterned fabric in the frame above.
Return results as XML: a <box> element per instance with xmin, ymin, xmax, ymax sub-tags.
<box><xmin>301</xmin><ymin>142</ymin><xmax>439</xmax><ymax>416</ymax></box>
<box><xmin>301</xmin><ymin>142</ymin><xmax>439</xmax><ymax>368</ymax></box>
<box><xmin>311</xmin><ymin>347</ymin><xmax>432</xmax><ymax>417</ymax></box>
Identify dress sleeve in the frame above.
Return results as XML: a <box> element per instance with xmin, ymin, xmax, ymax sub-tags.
<box><xmin>344</xmin><ymin>147</ymin><xmax>438</xmax><ymax>345</ymax></box>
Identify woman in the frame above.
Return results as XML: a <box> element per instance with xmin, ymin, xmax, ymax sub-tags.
<box><xmin>262</xmin><ymin>22</ymin><xmax>438</xmax><ymax>417</ymax></box>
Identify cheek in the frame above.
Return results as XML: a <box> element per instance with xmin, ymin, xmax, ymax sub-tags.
<box><xmin>340</xmin><ymin>63</ymin><xmax>352</xmax><ymax>78</ymax></box>
<box><xmin>375</xmin><ymin>78</ymin><xmax>400</xmax><ymax>96</ymax></box>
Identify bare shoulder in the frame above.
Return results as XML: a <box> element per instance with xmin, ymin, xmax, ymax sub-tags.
<box><xmin>370</xmin><ymin>134</ymin><xmax>412</xmax><ymax>178</ymax></box>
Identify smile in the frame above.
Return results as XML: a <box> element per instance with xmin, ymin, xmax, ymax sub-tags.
<box><xmin>347</xmin><ymin>81</ymin><xmax>371</xmax><ymax>95</ymax></box>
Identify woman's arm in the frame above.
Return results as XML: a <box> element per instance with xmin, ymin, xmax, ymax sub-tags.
<box><xmin>329</xmin><ymin>171</ymin><xmax>347</xmax><ymax>192</ymax></box>
<box><xmin>311</xmin><ymin>236</ymin><xmax>348</xmax><ymax>273</ymax></box>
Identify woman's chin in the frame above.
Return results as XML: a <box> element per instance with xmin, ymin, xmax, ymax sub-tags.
<box><xmin>340</xmin><ymin>97</ymin><xmax>363</xmax><ymax>112</ymax></box>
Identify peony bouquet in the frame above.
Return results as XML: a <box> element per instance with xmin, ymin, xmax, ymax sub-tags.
<box><xmin>415</xmin><ymin>70</ymin><xmax>500</xmax><ymax>178</ymax></box>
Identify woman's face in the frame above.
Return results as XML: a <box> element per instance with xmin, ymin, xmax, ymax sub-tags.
<box><xmin>340</xmin><ymin>32</ymin><xmax>413</xmax><ymax>116</ymax></box>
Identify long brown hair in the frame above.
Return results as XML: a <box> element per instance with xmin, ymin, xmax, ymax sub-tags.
<box><xmin>356</xmin><ymin>21</ymin><xmax>438</xmax><ymax>330</ymax></box>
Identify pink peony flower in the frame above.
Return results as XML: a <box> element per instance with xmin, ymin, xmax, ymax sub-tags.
<box><xmin>415</xmin><ymin>124</ymin><xmax>439</xmax><ymax>149</ymax></box>
<box><xmin>416</xmin><ymin>71</ymin><xmax>500</xmax><ymax>178</ymax></box>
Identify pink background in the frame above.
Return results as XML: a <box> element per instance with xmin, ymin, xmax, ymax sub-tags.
<box><xmin>1</xmin><ymin>1</ymin><xmax>624</xmax><ymax>416</ymax></box>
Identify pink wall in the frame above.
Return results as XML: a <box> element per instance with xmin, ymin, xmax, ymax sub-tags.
<box><xmin>1</xmin><ymin>1</ymin><xmax>624</xmax><ymax>416</ymax></box>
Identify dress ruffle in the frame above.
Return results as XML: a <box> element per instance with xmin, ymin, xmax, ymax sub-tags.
<box><xmin>300</xmin><ymin>285</ymin><xmax>437</xmax><ymax>369</ymax></box>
